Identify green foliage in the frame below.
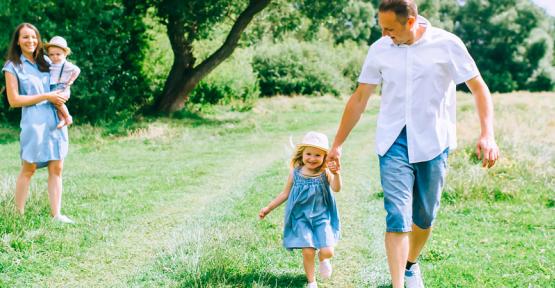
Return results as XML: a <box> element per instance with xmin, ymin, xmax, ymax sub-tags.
<box><xmin>455</xmin><ymin>0</ymin><xmax>555</xmax><ymax>92</ymax></box>
<box><xmin>0</xmin><ymin>0</ymin><xmax>150</xmax><ymax>124</ymax></box>
<box><xmin>252</xmin><ymin>40</ymin><xmax>365</xmax><ymax>96</ymax></box>
<box><xmin>326</xmin><ymin>1</ymin><xmax>376</xmax><ymax>44</ymax></box>
<box><xmin>190</xmin><ymin>47</ymin><xmax>259</xmax><ymax>110</ymax></box>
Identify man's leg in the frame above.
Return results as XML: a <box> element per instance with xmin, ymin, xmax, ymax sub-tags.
<box><xmin>385</xmin><ymin>232</ymin><xmax>409</xmax><ymax>288</ymax></box>
<box><xmin>411</xmin><ymin>148</ymin><xmax>448</xmax><ymax>260</ymax></box>
<box><xmin>379</xmin><ymin>128</ymin><xmax>414</xmax><ymax>288</ymax></box>
<box><xmin>408</xmin><ymin>224</ymin><xmax>431</xmax><ymax>262</ymax></box>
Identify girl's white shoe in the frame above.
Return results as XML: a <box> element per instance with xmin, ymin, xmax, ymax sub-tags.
<box><xmin>52</xmin><ymin>214</ymin><xmax>75</xmax><ymax>224</ymax></box>
<box><xmin>319</xmin><ymin>259</ymin><xmax>332</xmax><ymax>279</ymax></box>
<box><xmin>306</xmin><ymin>282</ymin><xmax>318</xmax><ymax>288</ymax></box>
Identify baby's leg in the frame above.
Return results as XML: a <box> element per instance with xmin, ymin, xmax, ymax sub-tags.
<box><xmin>56</xmin><ymin>104</ymin><xmax>73</xmax><ymax>128</ymax></box>
<box><xmin>302</xmin><ymin>248</ymin><xmax>316</xmax><ymax>283</ymax></box>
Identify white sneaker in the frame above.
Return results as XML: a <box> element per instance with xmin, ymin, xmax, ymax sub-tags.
<box><xmin>319</xmin><ymin>259</ymin><xmax>332</xmax><ymax>279</ymax></box>
<box><xmin>405</xmin><ymin>263</ymin><xmax>425</xmax><ymax>288</ymax></box>
<box><xmin>52</xmin><ymin>214</ymin><xmax>75</xmax><ymax>224</ymax></box>
<box><xmin>306</xmin><ymin>282</ymin><xmax>318</xmax><ymax>288</ymax></box>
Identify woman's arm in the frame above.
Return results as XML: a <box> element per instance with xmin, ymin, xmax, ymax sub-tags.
<box><xmin>5</xmin><ymin>72</ymin><xmax>66</xmax><ymax>108</ymax></box>
<box><xmin>259</xmin><ymin>169</ymin><xmax>294</xmax><ymax>219</ymax></box>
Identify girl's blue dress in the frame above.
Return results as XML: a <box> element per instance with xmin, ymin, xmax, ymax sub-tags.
<box><xmin>283</xmin><ymin>167</ymin><xmax>340</xmax><ymax>249</ymax></box>
<box><xmin>3</xmin><ymin>55</ymin><xmax>68</xmax><ymax>168</ymax></box>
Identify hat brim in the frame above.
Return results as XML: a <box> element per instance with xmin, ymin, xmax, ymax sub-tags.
<box><xmin>297</xmin><ymin>144</ymin><xmax>329</xmax><ymax>153</ymax></box>
<box><xmin>44</xmin><ymin>43</ymin><xmax>71</xmax><ymax>54</ymax></box>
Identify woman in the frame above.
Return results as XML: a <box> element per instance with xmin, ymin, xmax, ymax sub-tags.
<box><xmin>3</xmin><ymin>23</ymin><xmax>74</xmax><ymax>223</ymax></box>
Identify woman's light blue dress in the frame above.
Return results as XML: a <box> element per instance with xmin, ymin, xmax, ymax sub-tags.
<box><xmin>283</xmin><ymin>167</ymin><xmax>340</xmax><ymax>249</ymax></box>
<box><xmin>3</xmin><ymin>54</ymin><xmax>68</xmax><ymax>168</ymax></box>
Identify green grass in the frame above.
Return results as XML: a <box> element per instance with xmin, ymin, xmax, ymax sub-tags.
<box><xmin>0</xmin><ymin>92</ymin><xmax>554</xmax><ymax>287</ymax></box>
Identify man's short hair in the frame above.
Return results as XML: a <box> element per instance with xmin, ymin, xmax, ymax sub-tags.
<box><xmin>379</xmin><ymin>0</ymin><xmax>418</xmax><ymax>24</ymax></box>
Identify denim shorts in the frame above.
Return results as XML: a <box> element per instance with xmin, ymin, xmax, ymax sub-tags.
<box><xmin>379</xmin><ymin>127</ymin><xmax>448</xmax><ymax>232</ymax></box>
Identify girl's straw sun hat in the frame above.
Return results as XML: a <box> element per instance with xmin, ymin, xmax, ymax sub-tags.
<box><xmin>44</xmin><ymin>36</ymin><xmax>71</xmax><ymax>54</ymax></box>
<box><xmin>297</xmin><ymin>131</ymin><xmax>329</xmax><ymax>152</ymax></box>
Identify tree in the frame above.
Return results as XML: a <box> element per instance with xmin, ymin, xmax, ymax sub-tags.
<box><xmin>1</xmin><ymin>0</ymin><xmax>149</xmax><ymax>124</ymax></box>
<box><xmin>455</xmin><ymin>0</ymin><xmax>554</xmax><ymax>92</ymax></box>
<box><xmin>140</xmin><ymin>0</ymin><xmax>348</xmax><ymax>113</ymax></box>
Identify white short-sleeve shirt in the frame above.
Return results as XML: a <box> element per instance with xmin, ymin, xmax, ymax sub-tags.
<box><xmin>358</xmin><ymin>16</ymin><xmax>479</xmax><ymax>163</ymax></box>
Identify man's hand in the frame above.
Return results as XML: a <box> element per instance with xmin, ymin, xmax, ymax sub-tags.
<box><xmin>476</xmin><ymin>136</ymin><xmax>499</xmax><ymax>168</ymax></box>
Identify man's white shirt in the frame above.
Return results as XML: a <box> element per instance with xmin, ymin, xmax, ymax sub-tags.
<box><xmin>358</xmin><ymin>16</ymin><xmax>479</xmax><ymax>163</ymax></box>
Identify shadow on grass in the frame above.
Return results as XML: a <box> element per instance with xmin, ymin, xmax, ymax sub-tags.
<box><xmin>174</xmin><ymin>268</ymin><xmax>307</xmax><ymax>287</ymax></box>
<box><xmin>167</xmin><ymin>109</ymin><xmax>243</xmax><ymax>128</ymax></box>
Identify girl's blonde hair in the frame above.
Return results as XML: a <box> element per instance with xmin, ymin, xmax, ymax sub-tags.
<box><xmin>291</xmin><ymin>145</ymin><xmax>328</xmax><ymax>172</ymax></box>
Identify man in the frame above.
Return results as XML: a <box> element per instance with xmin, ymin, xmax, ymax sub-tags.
<box><xmin>327</xmin><ymin>0</ymin><xmax>500</xmax><ymax>287</ymax></box>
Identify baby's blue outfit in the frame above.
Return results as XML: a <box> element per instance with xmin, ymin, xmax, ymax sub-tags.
<box><xmin>283</xmin><ymin>167</ymin><xmax>340</xmax><ymax>249</ymax></box>
<box><xmin>3</xmin><ymin>55</ymin><xmax>68</xmax><ymax>168</ymax></box>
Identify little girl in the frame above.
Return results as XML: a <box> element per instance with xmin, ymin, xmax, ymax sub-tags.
<box><xmin>259</xmin><ymin>131</ymin><xmax>341</xmax><ymax>288</ymax></box>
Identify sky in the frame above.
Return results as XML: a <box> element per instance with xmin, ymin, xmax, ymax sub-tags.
<box><xmin>532</xmin><ymin>0</ymin><xmax>555</xmax><ymax>16</ymax></box>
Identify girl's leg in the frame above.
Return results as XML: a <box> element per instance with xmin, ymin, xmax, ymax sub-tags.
<box><xmin>302</xmin><ymin>248</ymin><xmax>316</xmax><ymax>283</ymax></box>
<box><xmin>318</xmin><ymin>247</ymin><xmax>335</xmax><ymax>279</ymax></box>
<box><xmin>318</xmin><ymin>247</ymin><xmax>334</xmax><ymax>261</ymax></box>
<box><xmin>47</xmin><ymin>160</ymin><xmax>64</xmax><ymax>216</ymax></box>
<box><xmin>15</xmin><ymin>161</ymin><xmax>37</xmax><ymax>214</ymax></box>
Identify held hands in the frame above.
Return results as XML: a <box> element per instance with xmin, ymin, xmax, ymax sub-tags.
<box><xmin>476</xmin><ymin>136</ymin><xmax>500</xmax><ymax>168</ymax></box>
<box><xmin>327</xmin><ymin>160</ymin><xmax>340</xmax><ymax>175</ymax></box>
<box><xmin>258</xmin><ymin>206</ymin><xmax>271</xmax><ymax>220</ymax></box>
<box><xmin>327</xmin><ymin>146</ymin><xmax>342</xmax><ymax>171</ymax></box>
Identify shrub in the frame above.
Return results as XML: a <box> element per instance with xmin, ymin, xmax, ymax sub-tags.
<box><xmin>0</xmin><ymin>1</ymin><xmax>149</xmax><ymax>124</ymax></box>
<box><xmin>189</xmin><ymin>44</ymin><xmax>259</xmax><ymax>110</ymax></box>
<box><xmin>252</xmin><ymin>39</ymin><xmax>365</xmax><ymax>97</ymax></box>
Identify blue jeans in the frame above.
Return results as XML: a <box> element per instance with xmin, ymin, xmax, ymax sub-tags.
<box><xmin>379</xmin><ymin>127</ymin><xmax>448</xmax><ymax>232</ymax></box>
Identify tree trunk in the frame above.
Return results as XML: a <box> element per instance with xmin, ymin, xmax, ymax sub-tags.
<box><xmin>154</xmin><ymin>0</ymin><xmax>272</xmax><ymax>114</ymax></box>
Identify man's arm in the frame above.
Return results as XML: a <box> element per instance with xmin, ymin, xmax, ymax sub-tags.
<box><xmin>328</xmin><ymin>83</ymin><xmax>377</xmax><ymax>166</ymax></box>
<box><xmin>465</xmin><ymin>75</ymin><xmax>499</xmax><ymax>168</ymax></box>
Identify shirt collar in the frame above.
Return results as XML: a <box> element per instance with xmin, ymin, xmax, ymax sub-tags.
<box><xmin>390</xmin><ymin>15</ymin><xmax>432</xmax><ymax>47</ymax></box>
<box><xmin>20</xmin><ymin>53</ymin><xmax>36</xmax><ymax>65</ymax></box>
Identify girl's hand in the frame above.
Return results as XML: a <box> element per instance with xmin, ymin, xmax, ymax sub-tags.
<box><xmin>328</xmin><ymin>160</ymin><xmax>340</xmax><ymax>175</ymax></box>
<box><xmin>47</xmin><ymin>91</ymin><xmax>67</xmax><ymax>106</ymax></box>
<box><xmin>259</xmin><ymin>207</ymin><xmax>271</xmax><ymax>219</ymax></box>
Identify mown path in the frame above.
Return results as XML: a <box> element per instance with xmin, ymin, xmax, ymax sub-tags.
<box><xmin>1</xmin><ymin>96</ymin><xmax>391</xmax><ymax>287</ymax></box>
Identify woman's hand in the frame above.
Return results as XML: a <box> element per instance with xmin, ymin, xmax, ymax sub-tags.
<box><xmin>46</xmin><ymin>90</ymin><xmax>67</xmax><ymax>106</ymax></box>
<box><xmin>259</xmin><ymin>207</ymin><xmax>271</xmax><ymax>219</ymax></box>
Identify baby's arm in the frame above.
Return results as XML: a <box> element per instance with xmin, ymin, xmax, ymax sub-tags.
<box><xmin>327</xmin><ymin>161</ymin><xmax>342</xmax><ymax>192</ymax></box>
<box><xmin>259</xmin><ymin>169</ymin><xmax>294</xmax><ymax>219</ymax></box>
<box><xmin>66</xmin><ymin>65</ymin><xmax>81</xmax><ymax>86</ymax></box>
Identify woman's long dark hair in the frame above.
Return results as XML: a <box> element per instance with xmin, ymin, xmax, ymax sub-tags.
<box><xmin>6</xmin><ymin>23</ymin><xmax>49</xmax><ymax>72</ymax></box>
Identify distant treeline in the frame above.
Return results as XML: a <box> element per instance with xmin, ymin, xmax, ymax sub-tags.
<box><xmin>1</xmin><ymin>0</ymin><xmax>553</xmax><ymax>124</ymax></box>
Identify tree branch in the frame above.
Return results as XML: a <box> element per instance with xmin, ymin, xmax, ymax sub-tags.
<box><xmin>194</xmin><ymin>0</ymin><xmax>271</xmax><ymax>77</ymax></box>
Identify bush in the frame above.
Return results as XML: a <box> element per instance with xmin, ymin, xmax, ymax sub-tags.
<box><xmin>189</xmin><ymin>48</ymin><xmax>259</xmax><ymax>110</ymax></box>
<box><xmin>252</xmin><ymin>39</ymin><xmax>364</xmax><ymax>97</ymax></box>
<box><xmin>0</xmin><ymin>0</ymin><xmax>149</xmax><ymax>124</ymax></box>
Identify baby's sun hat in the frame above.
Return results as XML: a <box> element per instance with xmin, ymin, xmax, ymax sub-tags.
<box><xmin>44</xmin><ymin>36</ymin><xmax>71</xmax><ymax>55</ymax></box>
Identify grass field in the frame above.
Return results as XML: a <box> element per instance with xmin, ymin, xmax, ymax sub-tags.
<box><xmin>0</xmin><ymin>92</ymin><xmax>553</xmax><ymax>287</ymax></box>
